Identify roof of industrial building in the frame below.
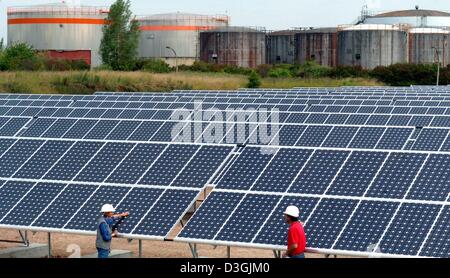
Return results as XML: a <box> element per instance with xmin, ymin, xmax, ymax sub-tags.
<box><xmin>202</xmin><ymin>26</ymin><xmax>265</xmax><ymax>33</ymax></box>
<box><xmin>372</xmin><ymin>9</ymin><xmax>450</xmax><ymax>18</ymax></box>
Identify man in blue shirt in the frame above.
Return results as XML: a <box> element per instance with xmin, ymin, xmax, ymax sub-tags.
<box><xmin>96</xmin><ymin>204</ymin><xmax>129</xmax><ymax>259</ymax></box>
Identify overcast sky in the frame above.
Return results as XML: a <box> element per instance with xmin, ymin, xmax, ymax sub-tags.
<box><xmin>1</xmin><ymin>0</ymin><xmax>450</xmax><ymax>41</ymax></box>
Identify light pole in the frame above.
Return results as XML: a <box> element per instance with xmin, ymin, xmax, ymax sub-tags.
<box><xmin>432</xmin><ymin>46</ymin><xmax>440</xmax><ymax>86</ymax></box>
<box><xmin>166</xmin><ymin>46</ymin><xmax>178</xmax><ymax>73</ymax></box>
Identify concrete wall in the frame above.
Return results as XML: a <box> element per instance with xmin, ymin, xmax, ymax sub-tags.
<box><xmin>200</xmin><ymin>31</ymin><xmax>267</xmax><ymax>68</ymax></box>
<box><xmin>267</xmin><ymin>34</ymin><xmax>296</xmax><ymax>64</ymax></box>
<box><xmin>296</xmin><ymin>31</ymin><xmax>338</xmax><ymax>67</ymax></box>
<box><xmin>338</xmin><ymin>29</ymin><xmax>408</xmax><ymax>69</ymax></box>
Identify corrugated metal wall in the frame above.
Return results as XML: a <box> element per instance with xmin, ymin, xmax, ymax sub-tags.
<box><xmin>200</xmin><ymin>30</ymin><xmax>267</xmax><ymax>68</ymax></box>
<box><xmin>7</xmin><ymin>6</ymin><xmax>108</xmax><ymax>67</ymax></box>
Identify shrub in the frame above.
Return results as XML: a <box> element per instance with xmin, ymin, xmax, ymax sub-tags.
<box><xmin>0</xmin><ymin>43</ymin><xmax>36</xmax><ymax>71</ymax></box>
<box><xmin>142</xmin><ymin>59</ymin><xmax>172</xmax><ymax>73</ymax></box>
<box><xmin>247</xmin><ymin>71</ymin><xmax>261</xmax><ymax>88</ymax></box>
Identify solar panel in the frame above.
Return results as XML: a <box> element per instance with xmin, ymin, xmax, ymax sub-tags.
<box><xmin>2</xmin><ymin>88</ymin><xmax>450</xmax><ymax>258</ymax></box>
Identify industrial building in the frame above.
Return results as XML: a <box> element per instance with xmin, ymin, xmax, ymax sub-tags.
<box><xmin>409</xmin><ymin>28</ymin><xmax>450</xmax><ymax>66</ymax></box>
<box><xmin>337</xmin><ymin>24</ymin><xmax>409</xmax><ymax>69</ymax></box>
<box><xmin>295</xmin><ymin>28</ymin><xmax>338</xmax><ymax>67</ymax></box>
<box><xmin>5</xmin><ymin>3</ymin><xmax>450</xmax><ymax>70</ymax></box>
<box><xmin>267</xmin><ymin>30</ymin><xmax>296</xmax><ymax>64</ymax></box>
<box><xmin>7</xmin><ymin>3</ymin><xmax>109</xmax><ymax>67</ymax></box>
<box><xmin>362</xmin><ymin>8</ymin><xmax>450</xmax><ymax>27</ymax></box>
<box><xmin>200</xmin><ymin>26</ymin><xmax>267</xmax><ymax>68</ymax></box>
<box><xmin>136</xmin><ymin>13</ymin><xmax>229</xmax><ymax>67</ymax></box>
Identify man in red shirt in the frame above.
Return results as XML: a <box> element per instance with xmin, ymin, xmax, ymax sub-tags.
<box><xmin>282</xmin><ymin>205</ymin><xmax>306</xmax><ymax>258</ymax></box>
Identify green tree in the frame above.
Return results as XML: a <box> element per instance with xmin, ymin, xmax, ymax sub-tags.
<box><xmin>100</xmin><ymin>0</ymin><xmax>140</xmax><ymax>71</ymax></box>
<box><xmin>0</xmin><ymin>42</ymin><xmax>36</xmax><ymax>71</ymax></box>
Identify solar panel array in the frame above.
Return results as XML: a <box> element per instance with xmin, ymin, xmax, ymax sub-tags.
<box><xmin>0</xmin><ymin>86</ymin><xmax>449</xmax><ymax>258</ymax></box>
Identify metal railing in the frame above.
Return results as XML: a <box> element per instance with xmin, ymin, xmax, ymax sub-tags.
<box><xmin>8</xmin><ymin>6</ymin><xmax>109</xmax><ymax>15</ymax></box>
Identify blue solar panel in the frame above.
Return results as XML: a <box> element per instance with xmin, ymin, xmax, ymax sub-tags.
<box><xmin>419</xmin><ymin>206</ymin><xmax>450</xmax><ymax>257</ymax></box>
<box><xmin>376</xmin><ymin>128</ymin><xmax>412</xmax><ymax>150</ymax></box>
<box><xmin>21</xmin><ymin>118</ymin><xmax>56</xmax><ymax>137</ymax></box>
<box><xmin>304</xmin><ymin>198</ymin><xmax>358</xmax><ymax>249</ymax></box>
<box><xmin>367</xmin><ymin>153</ymin><xmax>427</xmax><ymax>199</ymax></box>
<box><xmin>14</xmin><ymin>141</ymin><xmax>73</xmax><ymax>179</ymax></box>
<box><xmin>252</xmin><ymin>149</ymin><xmax>312</xmax><ymax>192</ymax></box>
<box><xmin>178</xmin><ymin>192</ymin><xmax>244</xmax><ymax>240</ymax></box>
<box><xmin>132</xmin><ymin>189</ymin><xmax>198</xmax><ymax>237</ymax></box>
<box><xmin>322</xmin><ymin>126</ymin><xmax>359</xmax><ymax>148</ymax></box>
<box><xmin>328</xmin><ymin>151</ymin><xmax>387</xmax><ymax>196</ymax></box>
<box><xmin>106</xmin><ymin>144</ymin><xmax>166</xmax><ymax>184</ymax></box>
<box><xmin>349</xmin><ymin>127</ymin><xmax>385</xmax><ymax>149</ymax></box>
<box><xmin>74</xmin><ymin>143</ymin><xmax>134</xmax><ymax>183</ymax></box>
<box><xmin>63</xmin><ymin>119</ymin><xmax>97</xmax><ymax>139</ymax></box>
<box><xmin>216</xmin><ymin>147</ymin><xmax>274</xmax><ymax>190</ymax></box>
<box><xmin>0</xmin><ymin>181</ymin><xmax>35</xmax><ymax>216</ymax></box>
<box><xmin>172</xmin><ymin>146</ymin><xmax>232</xmax><ymax>188</ymax></box>
<box><xmin>407</xmin><ymin>155</ymin><xmax>450</xmax><ymax>201</ymax></box>
<box><xmin>215</xmin><ymin>194</ymin><xmax>280</xmax><ymax>243</ymax></box>
<box><xmin>379</xmin><ymin>203</ymin><xmax>440</xmax><ymax>256</ymax></box>
<box><xmin>33</xmin><ymin>184</ymin><xmax>98</xmax><ymax>228</ymax></box>
<box><xmin>106</xmin><ymin>121</ymin><xmax>141</xmax><ymax>141</ymax></box>
<box><xmin>289</xmin><ymin>150</ymin><xmax>349</xmax><ymax>194</ymax></box>
<box><xmin>42</xmin><ymin>119</ymin><xmax>76</xmax><ymax>138</ymax></box>
<box><xmin>412</xmin><ymin>129</ymin><xmax>449</xmax><ymax>151</ymax></box>
<box><xmin>84</xmin><ymin>120</ymin><xmax>119</xmax><ymax>140</ymax></box>
<box><xmin>0</xmin><ymin>183</ymin><xmax>65</xmax><ymax>226</ymax></box>
<box><xmin>0</xmin><ymin>139</ymin><xmax>44</xmax><ymax>178</ymax></box>
<box><xmin>296</xmin><ymin>126</ymin><xmax>332</xmax><ymax>147</ymax></box>
<box><xmin>64</xmin><ymin>185</ymin><xmax>131</xmax><ymax>231</ymax></box>
<box><xmin>0</xmin><ymin>118</ymin><xmax>30</xmax><ymax>136</ymax></box>
<box><xmin>44</xmin><ymin>141</ymin><xmax>104</xmax><ymax>181</ymax></box>
<box><xmin>112</xmin><ymin>187</ymin><xmax>164</xmax><ymax>234</ymax></box>
<box><xmin>139</xmin><ymin>145</ymin><xmax>199</xmax><ymax>186</ymax></box>
<box><xmin>334</xmin><ymin>201</ymin><xmax>398</xmax><ymax>252</ymax></box>
<box><xmin>253</xmin><ymin>196</ymin><xmax>319</xmax><ymax>246</ymax></box>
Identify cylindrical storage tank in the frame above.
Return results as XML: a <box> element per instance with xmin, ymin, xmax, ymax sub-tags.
<box><xmin>267</xmin><ymin>30</ymin><xmax>296</xmax><ymax>64</ymax></box>
<box><xmin>295</xmin><ymin>28</ymin><xmax>338</xmax><ymax>67</ymax></box>
<box><xmin>200</xmin><ymin>26</ymin><xmax>267</xmax><ymax>68</ymax></box>
<box><xmin>409</xmin><ymin>28</ymin><xmax>450</xmax><ymax>66</ymax></box>
<box><xmin>337</xmin><ymin>24</ymin><xmax>409</xmax><ymax>69</ymax></box>
<box><xmin>7</xmin><ymin>4</ymin><xmax>109</xmax><ymax>67</ymax></box>
<box><xmin>363</xmin><ymin>9</ymin><xmax>450</xmax><ymax>28</ymax></box>
<box><xmin>136</xmin><ymin>13</ymin><xmax>229</xmax><ymax>66</ymax></box>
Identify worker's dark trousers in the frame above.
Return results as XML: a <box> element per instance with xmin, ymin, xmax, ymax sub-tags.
<box><xmin>290</xmin><ymin>254</ymin><xmax>305</xmax><ymax>259</ymax></box>
<box><xmin>97</xmin><ymin>248</ymin><xmax>110</xmax><ymax>258</ymax></box>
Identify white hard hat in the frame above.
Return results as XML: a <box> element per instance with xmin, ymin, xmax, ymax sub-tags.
<box><xmin>101</xmin><ymin>204</ymin><xmax>116</xmax><ymax>213</ymax></box>
<box><xmin>284</xmin><ymin>206</ymin><xmax>300</xmax><ymax>218</ymax></box>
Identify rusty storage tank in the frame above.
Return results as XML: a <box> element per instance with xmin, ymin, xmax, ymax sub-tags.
<box><xmin>7</xmin><ymin>3</ymin><xmax>109</xmax><ymax>67</ymax></box>
<box><xmin>409</xmin><ymin>28</ymin><xmax>450</xmax><ymax>66</ymax></box>
<box><xmin>337</xmin><ymin>24</ymin><xmax>409</xmax><ymax>69</ymax></box>
<box><xmin>295</xmin><ymin>28</ymin><xmax>338</xmax><ymax>67</ymax></box>
<box><xmin>200</xmin><ymin>26</ymin><xmax>267</xmax><ymax>68</ymax></box>
<box><xmin>363</xmin><ymin>8</ymin><xmax>450</xmax><ymax>27</ymax></box>
<box><xmin>136</xmin><ymin>13</ymin><xmax>229</xmax><ymax>66</ymax></box>
<box><xmin>267</xmin><ymin>30</ymin><xmax>296</xmax><ymax>64</ymax></box>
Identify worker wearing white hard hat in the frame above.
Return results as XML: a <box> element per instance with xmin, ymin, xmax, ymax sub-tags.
<box><xmin>282</xmin><ymin>205</ymin><xmax>306</xmax><ymax>258</ymax></box>
<box><xmin>96</xmin><ymin>204</ymin><xmax>130</xmax><ymax>259</ymax></box>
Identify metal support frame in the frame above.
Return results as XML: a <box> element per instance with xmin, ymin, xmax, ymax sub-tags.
<box><xmin>227</xmin><ymin>246</ymin><xmax>231</xmax><ymax>258</ymax></box>
<box><xmin>0</xmin><ymin>230</ymin><xmax>30</xmax><ymax>246</ymax></box>
<box><xmin>273</xmin><ymin>250</ymin><xmax>281</xmax><ymax>258</ymax></box>
<box><xmin>188</xmin><ymin>243</ymin><xmax>199</xmax><ymax>258</ymax></box>
<box><xmin>325</xmin><ymin>254</ymin><xmax>337</xmax><ymax>258</ymax></box>
<box><xmin>48</xmin><ymin>233</ymin><xmax>52</xmax><ymax>258</ymax></box>
<box><xmin>138</xmin><ymin>240</ymin><xmax>143</xmax><ymax>258</ymax></box>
